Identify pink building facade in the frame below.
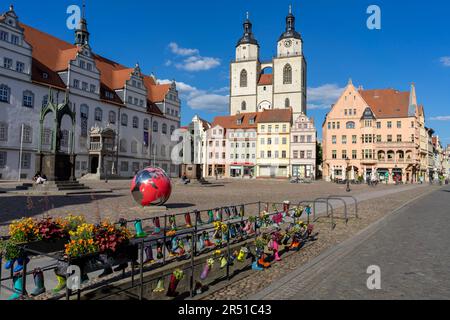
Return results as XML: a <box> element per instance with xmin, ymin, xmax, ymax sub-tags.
<box><xmin>323</xmin><ymin>81</ymin><xmax>424</xmax><ymax>184</ymax></box>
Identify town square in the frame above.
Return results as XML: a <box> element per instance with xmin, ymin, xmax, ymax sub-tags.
<box><xmin>0</xmin><ymin>0</ymin><xmax>450</xmax><ymax>304</ymax></box>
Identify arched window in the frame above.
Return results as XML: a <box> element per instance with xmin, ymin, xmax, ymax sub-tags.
<box><xmin>283</xmin><ymin>64</ymin><xmax>292</xmax><ymax>84</ymax></box>
<box><xmin>170</xmin><ymin>125</ymin><xmax>175</xmax><ymax>135</ymax></box>
<box><xmin>0</xmin><ymin>84</ymin><xmax>10</xmax><ymax>103</ymax></box>
<box><xmin>0</xmin><ymin>122</ymin><xmax>8</xmax><ymax>141</ymax></box>
<box><xmin>240</xmin><ymin>69</ymin><xmax>248</xmax><ymax>88</ymax></box>
<box><xmin>132</xmin><ymin>116</ymin><xmax>139</xmax><ymax>129</ymax></box>
<box><xmin>153</xmin><ymin>121</ymin><xmax>159</xmax><ymax>133</ymax></box>
<box><xmin>162</xmin><ymin>123</ymin><xmax>168</xmax><ymax>134</ymax></box>
<box><xmin>120</xmin><ymin>139</ymin><xmax>127</xmax><ymax>152</ymax></box>
<box><xmin>285</xmin><ymin>98</ymin><xmax>290</xmax><ymax>108</ymax></box>
<box><xmin>131</xmin><ymin>141</ymin><xmax>138</xmax><ymax>154</ymax></box>
<box><xmin>346</xmin><ymin>121</ymin><xmax>356</xmax><ymax>129</ymax></box>
<box><xmin>95</xmin><ymin>107</ymin><xmax>102</xmax><ymax>121</ymax></box>
<box><xmin>108</xmin><ymin>111</ymin><xmax>116</xmax><ymax>124</ymax></box>
<box><xmin>241</xmin><ymin>101</ymin><xmax>247</xmax><ymax>111</ymax></box>
<box><xmin>144</xmin><ymin>119</ymin><xmax>149</xmax><ymax>130</ymax></box>
<box><xmin>22</xmin><ymin>125</ymin><xmax>32</xmax><ymax>143</ymax></box>
<box><xmin>80</xmin><ymin>104</ymin><xmax>89</xmax><ymax>119</ymax></box>
<box><xmin>22</xmin><ymin>90</ymin><xmax>34</xmax><ymax>108</ymax></box>
<box><xmin>121</xmin><ymin>113</ymin><xmax>128</xmax><ymax>126</ymax></box>
<box><xmin>42</xmin><ymin>128</ymin><xmax>52</xmax><ymax>145</ymax></box>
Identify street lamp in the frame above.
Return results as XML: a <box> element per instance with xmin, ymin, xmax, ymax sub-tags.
<box><xmin>346</xmin><ymin>157</ymin><xmax>351</xmax><ymax>192</ymax></box>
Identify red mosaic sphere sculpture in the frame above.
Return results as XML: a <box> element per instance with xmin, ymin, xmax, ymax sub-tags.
<box><xmin>131</xmin><ymin>167</ymin><xmax>172</xmax><ymax>207</ymax></box>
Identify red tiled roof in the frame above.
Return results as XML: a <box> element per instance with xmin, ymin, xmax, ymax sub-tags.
<box><xmin>359</xmin><ymin>89</ymin><xmax>411</xmax><ymax>118</ymax></box>
<box><xmin>258</xmin><ymin>108</ymin><xmax>292</xmax><ymax>123</ymax></box>
<box><xmin>20</xmin><ymin>23</ymin><xmax>171</xmax><ymax>105</ymax></box>
<box><xmin>258</xmin><ymin>74</ymin><xmax>273</xmax><ymax>86</ymax></box>
<box><xmin>212</xmin><ymin>112</ymin><xmax>259</xmax><ymax>129</ymax></box>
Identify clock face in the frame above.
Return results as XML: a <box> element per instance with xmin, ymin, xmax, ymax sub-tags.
<box><xmin>284</xmin><ymin>40</ymin><xmax>292</xmax><ymax>47</ymax></box>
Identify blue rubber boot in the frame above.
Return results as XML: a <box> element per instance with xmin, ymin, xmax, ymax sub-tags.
<box><xmin>4</xmin><ymin>259</ymin><xmax>15</xmax><ymax>270</ymax></box>
<box><xmin>8</xmin><ymin>273</ymin><xmax>25</xmax><ymax>300</ymax></box>
<box><xmin>252</xmin><ymin>261</ymin><xmax>263</xmax><ymax>271</ymax></box>
<box><xmin>13</xmin><ymin>257</ymin><xmax>29</xmax><ymax>273</ymax></box>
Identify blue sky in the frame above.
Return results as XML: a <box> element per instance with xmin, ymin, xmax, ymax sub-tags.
<box><xmin>8</xmin><ymin>0</ymin><xmax>450</xmax><ymax>144</ymax></box>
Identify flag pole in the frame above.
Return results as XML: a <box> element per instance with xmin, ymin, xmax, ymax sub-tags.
<box><xmin>18</xmin><ymin>124</ymin><xmax>24</xmax><ymax>182</ymax></box>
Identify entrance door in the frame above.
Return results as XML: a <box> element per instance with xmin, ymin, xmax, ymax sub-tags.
<box><xmin>90</xmin><ymin>156</ymin><xmax>99</xmax><ymax>174</ymax></box>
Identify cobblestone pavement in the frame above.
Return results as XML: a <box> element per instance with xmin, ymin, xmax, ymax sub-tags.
<box><xmin>0</xmin><ymin>179</ymin><xmax>419</xmax><ymax>235</ymax></box>
<box><xmin>203</xmin><ymin>185</ymin><xmax>439</xmax><ymax>300</ymax></box>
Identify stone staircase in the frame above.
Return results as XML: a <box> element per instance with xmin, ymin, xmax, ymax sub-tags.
<box><xmin>14</xmin><ymin>180</ymin><xmax>112</xmax><ymax>195</ymax></box>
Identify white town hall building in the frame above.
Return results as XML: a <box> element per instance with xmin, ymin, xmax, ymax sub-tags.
<box><xmin>0</xmin><ymin>5</ymin><xmax>181</xmax><ymax>180</ymax></box>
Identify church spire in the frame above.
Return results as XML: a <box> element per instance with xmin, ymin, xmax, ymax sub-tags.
<box><xmin>236</xmin><ymin>11</ymin><xmax>259</xmax><ymax>47</ymax></box>
<box><xmin>75</xmin><ymin>0</ymin><xmax>90</xmax><ymax>46</ymax></box>
<box><xmin>279</xmin><ymin>4</ymin><xmax>302</xmax><ymax>41</ymax></box>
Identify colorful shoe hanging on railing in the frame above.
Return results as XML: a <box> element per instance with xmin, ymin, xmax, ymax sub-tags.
<box><xmin>184</xmin><ymin>213</ymin><xmax>193</xmax><ymax>228</ymax></box>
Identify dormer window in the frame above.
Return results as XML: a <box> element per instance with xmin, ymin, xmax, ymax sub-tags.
<box><xmin>11</xmin><ymin>35</ymin><xmax>19</xmax><ymax>45</ymax></box>
<box><xmin>79</xmin><ymin>60</ymin><xmax>85</xmax><ymax>69</ymax></box>
<box><xmin>42</xmin><ymin>72</ymin><xmax>48</xmax><ymax>79</ymax></box>
<box><xmin>86</xmin><ymin>63</ymin><xmax>92</xmax><ymax>71</ymax></box>
<box><xmin>0</xmin><ymin>31</ymin><xmax>8</xmax><ymax>42</ymax></box>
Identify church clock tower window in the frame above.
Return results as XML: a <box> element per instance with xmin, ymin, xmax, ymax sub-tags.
<box><xmin>241</xmin><ymin>101</ymin><xmax>247</xmax><ymax>111</ymax></box>
<box><xmin>283</xmin><ymin>64</ymin><xmax>292</xmax><ymax>84</ymax></box>
<box><xmin>240</xmin><ymin>70</ymin><xmax>248</xmax><ymax>87</ymax></box>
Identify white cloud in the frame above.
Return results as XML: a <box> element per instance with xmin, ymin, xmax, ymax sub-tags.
<box><xmin>176</xmin><ymin>56</ymin><xmax>221</xmax><ymax>72</ymax></box>
<box><xmin>158</xmin><ymin>79</ymin><xmax>228</xmax><ymax>113</ymax></box>
<box><xmin>167</xmin><ymin>42</ymin><xmax>221</xmax><ymax>72</ymax></box>
<box><xmin>188</xmin><ymin>94</ymin><xmax>229</xmax><ymax>112</ymax></box>
<box><xmin>429</xmin><ymin>116</ymin><xmax>450</xmax><ymax>121</ymax></box>
<box><xmin>307</xmin><ymin>84</ymin><xmax>345</xmax><ymax>111</ymax></box>
<box><xmin>440</xmin><ymin>56</ymin><xmax>450</xmax><ymax>67</ymax></box>
<box><xmin>168</xmin><ymin>42</ymin><xmax>199</xmax><ymax>56</ymax></box>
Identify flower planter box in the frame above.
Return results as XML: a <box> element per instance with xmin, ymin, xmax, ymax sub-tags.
<box><xmin>20</xmin><ymin>238</ymin><xmax>69</xmax><ymax>256</ymax></box>
<box><xmin>67</xmin><ymin>243</ymin><xmax>138</xmax><ymax>274</ymax></box>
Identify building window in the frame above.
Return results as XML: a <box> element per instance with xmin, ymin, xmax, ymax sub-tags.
<box><xmin>285</xmin><ymin>98</ymin><xmax>290</xmax><ymax>108</ymax></box>
<box><xmin>376</xmin><ymin>122</ymin><xmax>381</xmax><ymax>129</ymax></box>
<box><xmin>397</xmin><ymin>121</ymin><xmax>402</xmax><ymax>129</ymax></box>
<box><xmin>16</xmin><ymin>61</ymin><xmax>25</xmax><ymax>73</ymax></box>
<box><xmin>73</xmin><ymin>79</ymin><xmax>79</xmax><ymax>88</ymax></box>
<box><xmin>267</xmin><ymin>151</ymin><xmax>272</xmax><ymax>158</ymax></box>
<box><xmin>282</xmin><ymin>137</ymin><xmax>287</xmax><ymax>145</ymax></box>
<box><xmin>387</xmin><ymin>135</ymin><xmax>392</xmax><ymax>142</ymax></box>
<box><xmin>352</xmin><ymin>150</ymin><xmax>357</xmax><ymax>159</ymax></box>
<box><xmin>120</xmin><ymin>139</ymin><xmax>127</xmax><ymax>153</ymax></box>
<box><xmin>282</xmin><ymin>151</ymin><xmax>287</xmax><ymax>158</ymax></box>
<box><xmin>21</xmin><ymin>125</ymin><xmax>32</xmax><ymax>143</ymax></box>
<box><xmin>260</xmin><ymin>151</ymin><xmax>264</xmax><ymax>158</ymax></box>
<box><xmin>342</xmin><ymin>135</ymin><xmax>347</xmax><ymax>144</ymax></box>
<box><xmin>307</xmin><ymin>151</ymin><xmax>312</xmax><ymax>159</ymax></box>
<box><xmin>352</xmin><ymin>135</ymin><xmax>357</xmax><ymax>144</ymax></box>
<box><xmin>121</xmin><ymin>113</ymin><xmax>128</xmax><ymax>126</ymax></box>
<box><xmin>0</xmin><ymin>151</ymin><xmax>7</xmax><ymax>168</ymax></box>
<box><xmin>0</xmin><ymin>122</ymin><xmax>8</xmax><ymax>141</ymax></box>
<box><xmin>80</xmin><ymin>104</ymin><xmax>89</xmax><ymax>137</ymax></box>
<box><xmin>11</xmin><ymin>35</ymin><xmax>19</xmax><ymax>45</ymax></box>
<box><xmin>387</xmin><ymin>121</ymin><xmax>392</xmax><ymax>129</ymax></box>
<box><xmin>21</xmin><ymin>153</ymin><xmax>31</xmax><ymax>169</ymax></box>
<box><xmin>108</xmin><ymin>111</ymin><xmax>116</xmax><ymax>124</ymax></box>
<box><xmin>397</xmin><ymin>135</ymin><xmax>402</xmax><ymax>142</ymax></box>
<box><xmin>342</xmin><ymin>150</ymin><xmax>347</xmax><ymax>159</ymax></box>
<box><xmin>346</xmin><ymin>121</ymin><xmax>355</xmax><ymax>129</ymax></box>
<box><xmin>162</xmin><ymin>123</ymin><xmax>167</xmax><ymax>134</ymax></box>
<box><xmin>283</xmin><ymin>64</ymin><xmax>292</xmax><ymax>84</ymax></box>
<box><xmin>90</xmin><ymin>84</ymin><xmax>96</xmax><ymax>93</ymax></box>
<box><xmin>240</xmin><ymin>69</ymin><xmax>248</xmax><ymax>87</ymax></box>
<box><xmin>42</xmin><ymin>95</ymin><xmax>48</xmax><ymax>108</ymax></box>
<box><xmin>3</xmin><ymin>57</ymin><xmax>12</xmax><ymax>69</ymax></box>
<box><xmin>332</xmin><ymin>135</ymin><xmax>337</xmax><ymax>144</ymax></box>
<box><xmin>82</xmin><ymin>82</ymin><xmax>88</xmax><ymax>91</ymax></box>
<box><xmin>120</xmin><ymin>161</ymin><xmax>129</xmax><ymax>172</ymax></box>
<box><xmin>95</xmin><ymin>108</ymin><xmax>102</xmax><ymax>122</ymax></box>
<box><xmin>153</xmin><ymin>121</ymin><xmax>159</xmax><ymax>132</ymax></box>
<box><xmin>241</xmin><ymin>101</ymin><xmax>246</xmax><ymax>111</ymax></box>
<box><xmin>133</xmin><ymin>116</ymin><xmax>139</xmax><ymax>129</ymax></box>
<box><xmin>42</xmin><ymin>128</ymin><xmax>52</xmax><ymax>145</ymax></box>
<box><xmin>22</xmin><ymin>90</ymin><xmax>34</xmax><ymax>108</ymax></box>
<box><xmin>79</xmin><ymin>60</ymin><xmax>86</xmax><ymax>69</ymax></box>
<box><xmin>0</xmin><ymin>84</ymin><xmax>10</xmax><ymax>103</ymax></box>
<box><xmin>0</xmin><ymin>31</ymin><xmax>8</xmax><ymax>41</ymax></box>
<box><xmin>131</xmin><ymin>141</ymin><xmax>138</xmax><ymax>154</ymax></box>
<box><xmin>332</xmin><ymin>150</ymin><xmax>337</xmax><ymax>159</ymax></box>
<box><xmin>170</xmin><ymin>125</ymin><xmax>175</xmax><ymax>135</ymax></box>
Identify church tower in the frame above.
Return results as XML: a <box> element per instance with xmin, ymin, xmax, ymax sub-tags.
<box><xmin>230</xmin><ymin>13</ymin><xmax>261</xmax><ymax>115</ymax></box>
<box><xmin>75</xmin><ymin>2</ymin><xmax>90</xmax><ymax>47</ymax></box>
<box><xmin>273</xmin><ymin>5</ymin><xmax>307</xmax><ymax>117</ymax></box>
